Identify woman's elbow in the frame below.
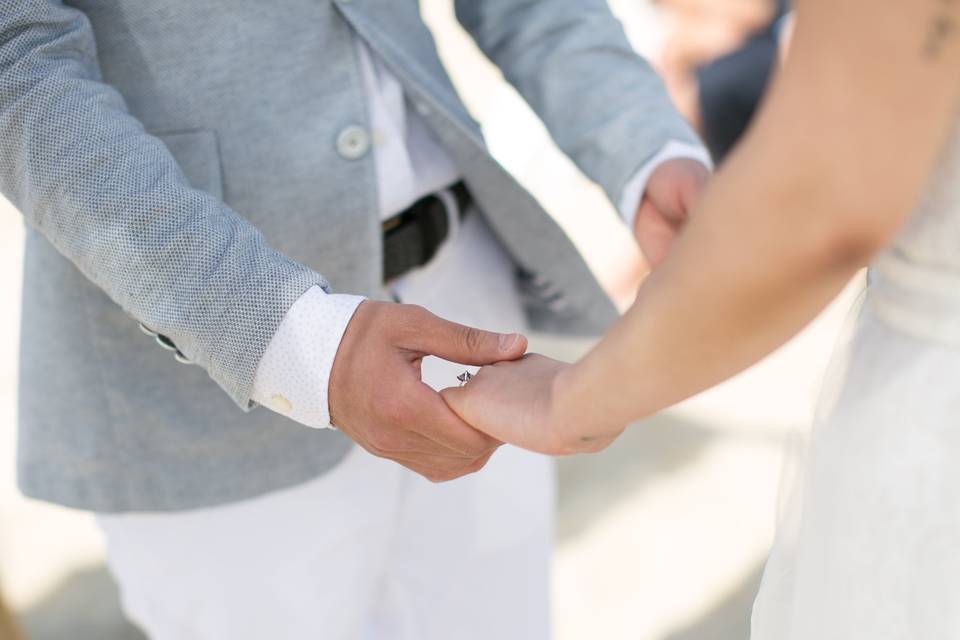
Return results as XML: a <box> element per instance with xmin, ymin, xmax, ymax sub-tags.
<box><xmin>809</xmin><ymin>201</ymin><xmax>908</xmax><ymax>269</ymax></box>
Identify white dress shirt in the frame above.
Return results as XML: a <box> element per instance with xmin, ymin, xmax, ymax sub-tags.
<box><xmin>250</xmin><ymin>38</ymin><xmax>711</xmax><ymax>429</ymax></box>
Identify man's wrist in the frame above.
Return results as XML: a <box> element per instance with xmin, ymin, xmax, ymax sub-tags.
<box><xmin>251</xmin><ymin>287</ymin><xmax>365</xmax><ymax>429</ymax></box>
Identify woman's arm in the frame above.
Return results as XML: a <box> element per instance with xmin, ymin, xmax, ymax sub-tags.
<box><xmin>444</xmin><ymin>0</ymin><xmax>960</xmax><ymax>454</ymax></box>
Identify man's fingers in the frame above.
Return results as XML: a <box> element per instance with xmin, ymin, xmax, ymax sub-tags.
<box><xmin>679</xmin><ymin>171</ymin><xmax>708</xmax><ymax>215</ymax></box>
<box><xmin>635</xmin><ymin>200</ymin><xmax>679</xmax><ymax>268</ymax></box>
<box><xmin>410</xmin><ymin>309</ymin><xmax>527</xmax><ymax>365</ymax></box>
<box><xmin>463</xmin><ymin>448</ymin><xmax>496</xmax><ymax>476</ymax></box>
<box><xmin>355</xmin><ymin>421</ymin><xmax>491</xmax><ymax>480</ymax></box>
<box><xmin>361</xmin><ymin>425</ymin><xmax>473</xmax><ymax>460</ymax></box>
<box><xmin>646</xmin><ymin>158</ymin><xmax>710</xmax><ymax>223</ymax></box>
<box><xmin>396</xmin><ymin>457</ymin><xmax>491</xmax><ymax>483</ymax></box>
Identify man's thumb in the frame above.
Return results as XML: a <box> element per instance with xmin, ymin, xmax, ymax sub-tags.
<box><xmin>415</xmin><ymin>313</ymin><xmax>527</xmax><ymax>365</ymax></box>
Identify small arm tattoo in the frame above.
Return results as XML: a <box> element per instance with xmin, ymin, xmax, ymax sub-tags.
<box><xmin>926</xmin><ymin>0</ymin><xmax>959</xmax><ymax>60</ymax></box>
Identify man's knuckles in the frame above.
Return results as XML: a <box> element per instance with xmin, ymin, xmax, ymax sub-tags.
<box><xmin>462</xmin><ymin>451</ymin><xmax>494</xmax><ymax>475</ymax></box>
<box><xmin>421</xmin><ymin>463</ymin><xmax>481</xmax><ymax>484</ymax></box>
<box><xmin>422</xmin><ymin>469</ymin><xmax>459</xmax><ymax>484</ymax></box>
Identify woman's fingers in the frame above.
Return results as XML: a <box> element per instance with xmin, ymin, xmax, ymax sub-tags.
<box><xmin>440</xmin><ymin>355</ymin><xmax>577</xmax><ymax>454</ymax></box>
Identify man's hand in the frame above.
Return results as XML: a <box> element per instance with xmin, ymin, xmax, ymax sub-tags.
<box><xmin>329</xmin><ymin>301</ymin><xmax>528</xmax><ymax>482</ymax></box>
<box><xmin>634</xmin><ymin>158</ymin><xmax>710</xmax><ymax>268</ymax></box>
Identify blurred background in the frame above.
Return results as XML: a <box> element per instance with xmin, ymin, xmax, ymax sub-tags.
<box><xmin>0</xmin><ymin>1</ymin><xmax>862</xmax><ymax>639</ymax></box>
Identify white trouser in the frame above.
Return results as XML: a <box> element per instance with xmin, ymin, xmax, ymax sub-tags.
<box><xmin>97</xmin><ymin>211</ymin><xmax>555</xmax><ymax>640</ymax></box>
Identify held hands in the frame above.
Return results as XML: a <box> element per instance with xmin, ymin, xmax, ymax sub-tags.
<box><xmin>635</xmin><ymin>158</ymin><xmax>710</xmax><ymax>268</ymax></box>
<box><xmin>329</xmin><ymin>301</ymin><xmax>527</xmax><ymax>482</ymax></box>
<box><xmin>435</xmin><ymin>163</ymin><xmax>710</xmax><ymax>455</ymax></box>
<box><xmin>328</xmin><ymin>161</ymin><xmax>707</xmax><ymax>470</ymax></box>
<box><xmin>441</xmin><ymin>355</ymin><xmax>625</xmax><ymax>456</ymax></box>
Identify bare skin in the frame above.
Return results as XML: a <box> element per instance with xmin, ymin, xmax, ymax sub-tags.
<box><xmin>326</xmin><ymin>159</ymin><xmax>707</xmax><ymax>480</ymax></box>
<box><xmin>329</xmin><ymin>301</ymin><xmax>527</xmax><ymax>482</ymax></box>
<box><xmin>634</xmin><ymin>158</ymin><xmax>711</xmax><ymax>268</ymax></box>
<box><xmin>443</xmin><ymin>0</ymin><xmax>960</xmax><ymax>456</ymax></box>
<box><xmin>0</xmin><ymin>592</ymin><xmax>22</xmax><ymax>640</ymax></box>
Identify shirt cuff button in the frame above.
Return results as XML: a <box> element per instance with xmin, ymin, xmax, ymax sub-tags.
<box><xmin>270</xmin><ymin>394</ymin><xmax>294</xmax><ymax>413</ymax></box>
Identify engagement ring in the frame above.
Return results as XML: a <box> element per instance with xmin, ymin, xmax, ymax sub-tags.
<box><xmin>457</xmin><ymin>371</ymin><xmax>474</xmax><ymax>387</ymax></box>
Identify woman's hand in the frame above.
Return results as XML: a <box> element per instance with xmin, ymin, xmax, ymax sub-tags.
<box><xmin>440</xmin><ymin>354</ymin><xmax>625</xmax><ymax>456</ymax></box>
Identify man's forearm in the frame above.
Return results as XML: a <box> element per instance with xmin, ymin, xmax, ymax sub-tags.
<box><xmin>455</xmin><ymin>0</ymin><xmax>700</xmax><ymax>207</ymax></box>
<box><xmin>0</xmin><ymin>0</ymin><xmax>327</xmax><ymax>406</ymax></box>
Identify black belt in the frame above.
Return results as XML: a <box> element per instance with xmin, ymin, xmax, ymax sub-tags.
<box><xmin>382</xmin><ymin>181</ymin><xmax>472</xmax><ymax>283</ymax></box>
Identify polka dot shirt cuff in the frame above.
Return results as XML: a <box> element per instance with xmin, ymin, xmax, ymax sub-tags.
<box><xmin>251</xmin><ymin>287</ymin><xmax>365</xmax><ymax>429</ymax></box>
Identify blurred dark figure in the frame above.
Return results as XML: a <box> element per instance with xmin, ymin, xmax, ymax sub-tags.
<box><xmin>658</xmin><ymin>0</ymin><xmax>791</xmax><ymax>163</ymax></box>
<box><xmin>697</xmin><ymin>0</ymin><xmax>791</xmax><ymax>162</ymax></box>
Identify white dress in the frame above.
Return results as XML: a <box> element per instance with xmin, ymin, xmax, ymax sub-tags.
<box><xmin>751</xmin><ymin>124</ymin><xmax>960</xmax><ymax>639</ymax></box>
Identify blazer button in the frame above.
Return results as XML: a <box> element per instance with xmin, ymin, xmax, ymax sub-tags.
<box><xmin>155</xmin><ymin>334</ymin><xmax>178</xmax><ymax>352</ymax></box>
<box><xmin>138</xmin><ymin>322</ymin><xmax>158</xmax><ymax>337</ymax></box>
<box><xmin>336</xmin><ymin>125</ymin><xmax>371</xmax><ymax>160</ymax></box>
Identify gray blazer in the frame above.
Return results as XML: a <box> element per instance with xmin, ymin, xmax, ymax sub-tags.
<box><xmin>0</xmin><ymin>0</ymin><xmax>699</xmax><ymax>512</ymax></box>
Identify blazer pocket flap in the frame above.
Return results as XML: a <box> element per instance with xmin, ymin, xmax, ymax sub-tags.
<box><xmin>153</xmin><ymin>129</ymin><xmax>224</xmax><ymax>201</ymax></box>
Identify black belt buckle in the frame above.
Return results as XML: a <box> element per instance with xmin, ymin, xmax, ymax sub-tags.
<box><xmin>382</xmin><ymin>181</ymin><xmax>471</xmax><ymax>283</ymax></box>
